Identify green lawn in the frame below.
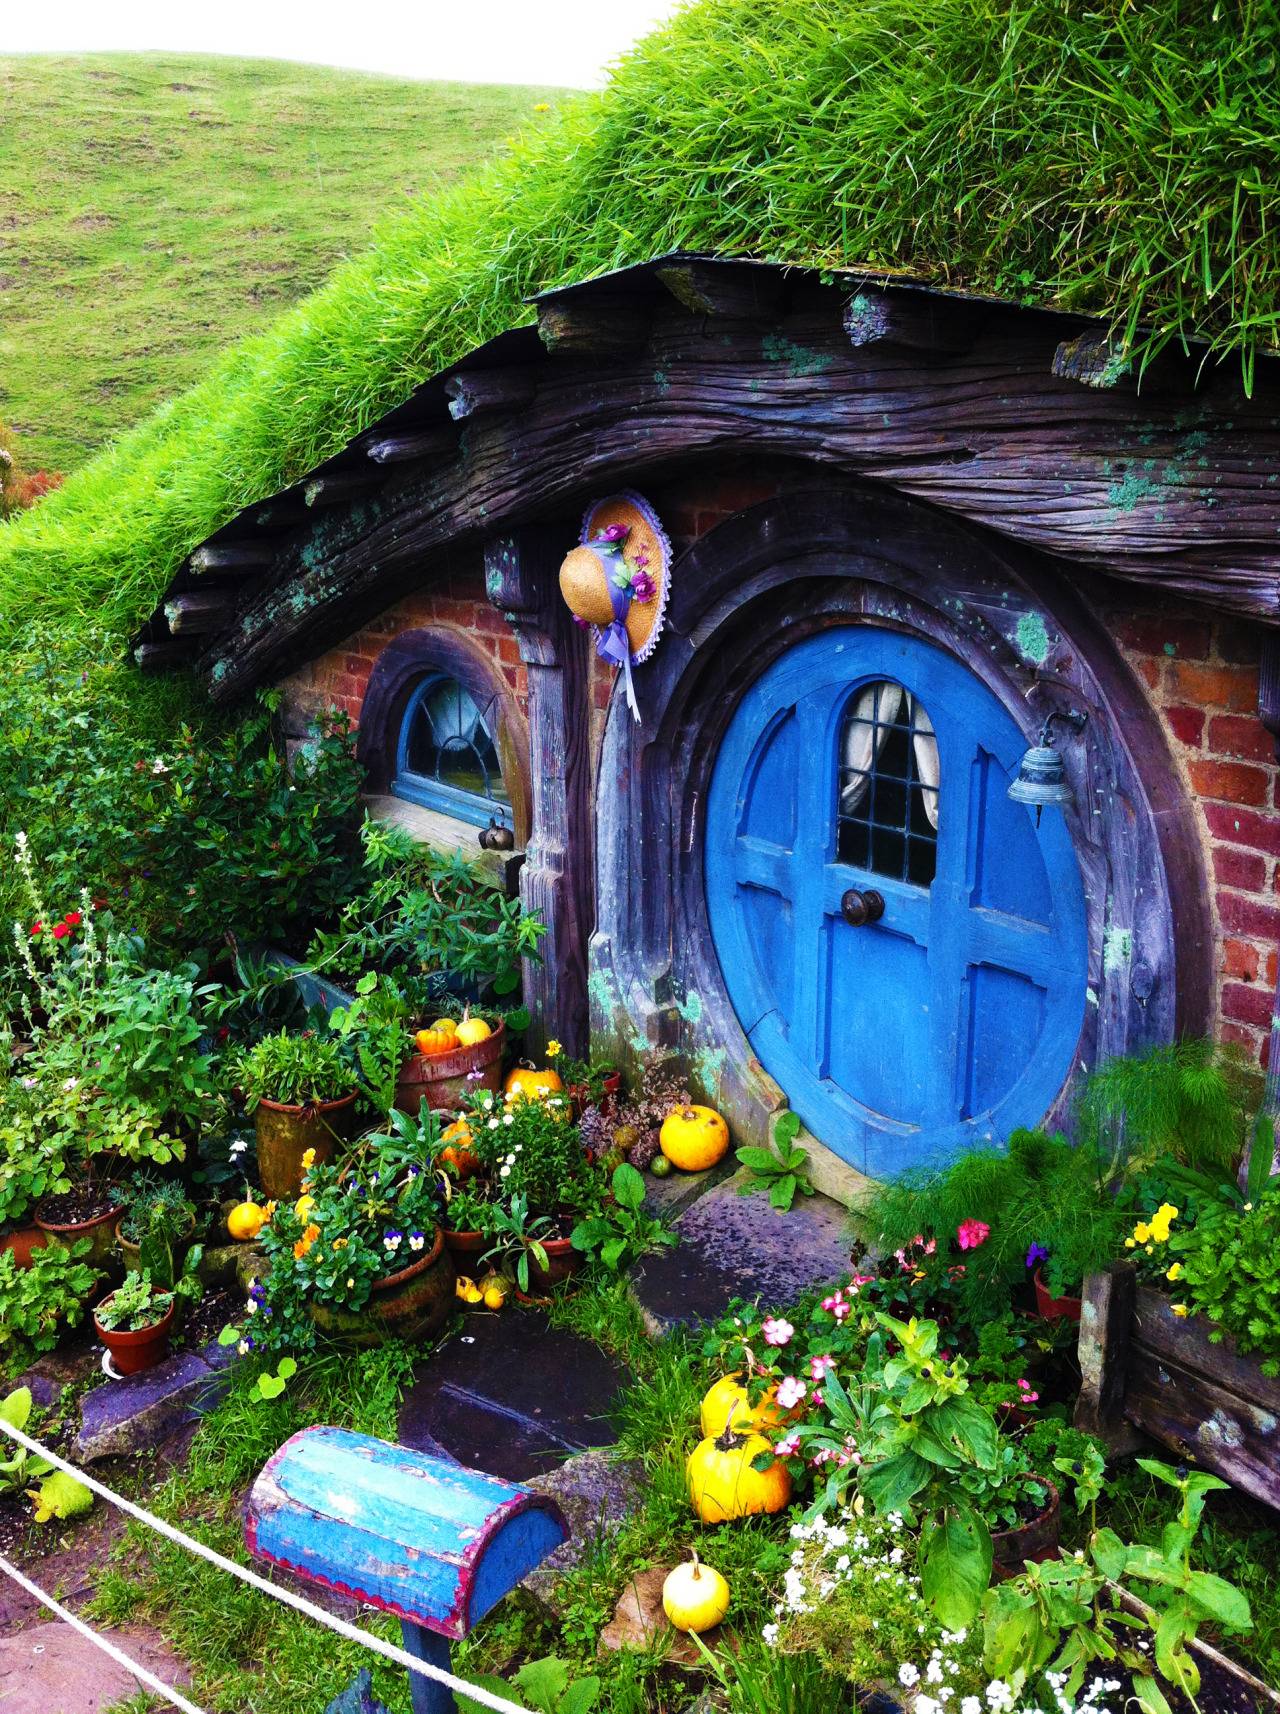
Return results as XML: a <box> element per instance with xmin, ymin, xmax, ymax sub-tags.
<box><xmin>0</xmin><ymin>54</ymin><xmax>565</xmax><ymax>472</ymax></box>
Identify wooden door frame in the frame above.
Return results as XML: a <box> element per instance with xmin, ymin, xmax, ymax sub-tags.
<box><xmin>589</xmin><ymin>483</ymin><xmax>1212</xmax><ymax>1154</ymax></box>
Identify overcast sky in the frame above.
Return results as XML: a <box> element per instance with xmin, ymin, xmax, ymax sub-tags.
<box><xmin>2</xmin><ymin>0</ymin><xmax>685</xmax><ymax>88</ymax></box>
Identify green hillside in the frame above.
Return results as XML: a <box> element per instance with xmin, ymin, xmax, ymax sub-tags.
<box><xmin>0</xmin><ymin>54</ymin><xmax>565</xmax><ymax>471</ymax></box>
<box><xmin>1</xmin><ymin>0</ymin><xmax>1278</xmax><ymax>643</ymax></box>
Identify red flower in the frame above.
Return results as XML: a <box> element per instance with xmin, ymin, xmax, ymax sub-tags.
<box><xmin>957</xmin><ymin>1219</ymin><xmax>990</xmax><ymax>1251</ymax></box>
<box><xmin>29</xmin><ymin>922</ymin><xmax>41</xmax><ymax>937</ymax></box>
<box><xmin>64</xmin><ymin>911</ymin><xmax>82</xmax><ymax>927</ymax></box>
<box><xmin>51</xmin><ymin>922</ymin><xmax>70</xmax><ymax>940</ymax></box>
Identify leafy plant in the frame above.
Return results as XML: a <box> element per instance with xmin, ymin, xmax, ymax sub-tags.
<box><xmin>30</xmin><ymin>1469</ymin><xmax>94</xmax><ymax>1525</ymax></box>
<box><xmin>232</xmin><ymin>1028</ymin><xmax>354</xmax><ymax>1109</ymax></box>
<box><xmin>113</xmin><ymin>1170</ymin><xmax>197</xmax><ymax>1289</ymax></box>
<box><xmin>0</xmin><ymin>1387</ymin><xmax>54</xmax><ymax>1495</ymax></box>
<box><xmin>480</xmin><ymin>1193</ymin><xmax>556</xmax><ymax>1296</ymax></box>
<box><xmin>325</xmin><ymin>974</ymin><xmax>413</xmax><ymax>1119</ymax></box>
<box><xmin>0</xmin><ymin>1239</ymin><xmax>101</xmax><ymax>1353</ymax></box>
<box><xmin>736</xmin><ymin>1110</ymin><xmax>813</xmax><ymax>1211</ymax></box>
<box><xmin>459</xmin><ymin>1654</ymin><xmax>599</xmax><ymax>1714</ymax></box>
<box><xmin>570</xmin><ymin>1161</ymin><xmax>675</xmax><ymax>1271</ymax></box>
<box><xmin>1168</xmin><ymin>1177</ymin><xmax>1280</xmax><ymax>1373</ymax></box>
<box><xmin>96</xmin><ymin>1268</ymin><xmax>175</xmax><ymax>1333</ymax></box>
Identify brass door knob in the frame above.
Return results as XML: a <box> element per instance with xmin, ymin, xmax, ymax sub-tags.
<box><xmin>841</xmin><ymin>887</ymin><xmax>886</xmax><ymax>927</ymax></box>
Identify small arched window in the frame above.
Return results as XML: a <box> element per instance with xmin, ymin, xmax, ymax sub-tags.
<box><xmin>837</xmin><ymin>679</ymin><xmax>939</xmax><ymax>886</ymax></box>
<box><xmin>393</xmin><ymin>673</ymin><xmax>511</xmax><ymax>828</ymax></box>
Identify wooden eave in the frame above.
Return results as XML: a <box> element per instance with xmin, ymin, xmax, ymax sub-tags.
<box><xmin>133</xmin><ymin>252</ymin><xmax>1280</xmax><ymax>699</ymax></box>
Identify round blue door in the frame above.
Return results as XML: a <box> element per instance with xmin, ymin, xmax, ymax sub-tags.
<box><xmin>706</xmin><ymin>628</ymin><xmax>1087</xmax><ymax>1175</ymax></box>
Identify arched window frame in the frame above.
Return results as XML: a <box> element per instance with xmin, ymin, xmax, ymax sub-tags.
<box><xmin>392</xmin><ymin>671</ymin><xmax>510</xmax><ymax>827</ymax></box>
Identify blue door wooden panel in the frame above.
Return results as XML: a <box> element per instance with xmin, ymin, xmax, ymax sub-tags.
<box><xmin>706</xmin><ymin>628</ymin><xmax>1088</xmax><ymax>1175</ymax></box>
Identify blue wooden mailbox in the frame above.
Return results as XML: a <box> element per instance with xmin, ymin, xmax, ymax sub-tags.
<box><xmin>245</xmin><ymin>1426</ymin><xmax>568</xmax><ymax>1714</ymax></box>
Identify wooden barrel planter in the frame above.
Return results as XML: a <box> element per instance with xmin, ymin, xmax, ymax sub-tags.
<box><xmin>311</xmin><ymin>1226</ymin><xmax>455</xmax><ymax>1347</ymax></box>
<box><xmin>255</xmin><ymin>1092</ymin><xmax>358</xmax><ymax>1200</ymax></box>
<box><xmin>394</xmin><ymin>1021</ymin><xmax>506</xmax><ymax>1116</ymax></box>
<box><xmin>1076</xmin><ymin>1262</ymin><xmax>1280</xmax><ymax>1513</ymax></box>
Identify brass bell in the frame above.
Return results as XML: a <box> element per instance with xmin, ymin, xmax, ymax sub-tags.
<box><xmin>1008</xmin><ymin>711</ymin><xmax>1087</xmax><ymax>824</ymax></box>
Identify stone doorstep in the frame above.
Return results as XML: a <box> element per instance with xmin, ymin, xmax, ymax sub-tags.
<box><xmin>631</xmin><ymin>1168</ymin><xmax>855</xmax><ymax>1336</ymax></box>
<box><xmin>73</xmin><ymin>1339</ymin><xmax>234</xmax><ymax>1463</ymax></box>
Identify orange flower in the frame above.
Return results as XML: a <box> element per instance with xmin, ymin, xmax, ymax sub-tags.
<box><xmin>294</xmin><ymin>1222</ymin><xmax>321</xmax><ymax>1260</ymax></box>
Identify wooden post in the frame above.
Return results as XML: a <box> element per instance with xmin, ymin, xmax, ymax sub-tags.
<box><xmin>399</xmin><ymin>1621</ymin><xmax>456</xmax><ymax>1714</ymax></box>
<box><xmin>484</xmin><ymin>528</ymin><xmax>593</xmax><ymax>1058</ymax></box>
<box><xmin>1074</xmin><ymin>1262</ymin><xmax>1140</xmax><ymax>1448</ymax></box>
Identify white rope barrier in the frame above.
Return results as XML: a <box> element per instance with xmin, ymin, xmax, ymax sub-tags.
<box><xmin>0</xmin><ymin>1417</ymin><xmax>532</xmax><ymax>1714</ymax></box>
<box><xmin>0</xmin><ymin>1547</ymin><xmax>207</xmax><ymax>1714</ymax></box>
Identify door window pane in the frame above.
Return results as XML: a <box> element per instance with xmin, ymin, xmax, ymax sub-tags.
<box><xmin>837</xmin><ymin>680</ymin><xmax>938</xmax><ymax>885</ymax></box>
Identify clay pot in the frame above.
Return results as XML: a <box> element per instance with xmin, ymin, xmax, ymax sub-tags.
<box><xmin>991</xmin><ymin>1478</ymin><xmax>1061</xmax><ymax>1580</ymax></box>
<box><xmin>0</xmin><ymin>1225</ymin><xmax>46</xmax><ymax>1270</ymax></box>
<box><xmin>93</xmin><ymin>1294</ymin><xmax>175</xmax><ymax>1377</ymax></box>
<box><xmin>394</xmin><ymin>1022</ymin><xmax>506</xmax><ymax>1117</ymax></box>
<box><xmin>569</xmin><ymin>1071</ymin><xmax>624</xmax><ymax>1121</ymax></box>
<box><xmin>311</xmin><ymin>1226</ymin><xmax>455</xmax><ymax>1347</ymax></box>
<box><xmin>524</xmin><ymin>1234</ymin><xmax>584</xmax><ymax>1291</ymax></box>
<box><xmin>254</xmin><ymin>1092</ymin><xmax>358</xmax><ymax>1199</ymax></box>
<box><xmin>1033</xmin><ymin>1267</ymin><xmax>1083</xmax><ymax>1324</ymax></box>
<box><xmin>443</xmin><ymin>1227</ymin><xmax>487</xmax><ymax>1266</ymax></box>
<box><xmin>35</xmin><ymin>1202</ymin><xmax>120</xmax><ymax>1269</ymax></box>
<box><xmin>115</xmin><ymin>1212</ymin><xmax>196</xmax><ymax>1281</ymax></box>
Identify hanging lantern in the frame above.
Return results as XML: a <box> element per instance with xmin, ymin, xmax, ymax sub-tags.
<box><xmin>1008</xmin><ymin>710</ymin><xmax>1088</xmax><ymax>824</ymax></box>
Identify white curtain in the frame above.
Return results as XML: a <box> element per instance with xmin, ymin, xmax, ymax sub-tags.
<box><xmin>840</xmin><ymin>680</ymin><xmax>940</xmax><ymax>831</ymax></box>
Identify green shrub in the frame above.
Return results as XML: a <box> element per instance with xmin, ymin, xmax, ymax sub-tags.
<box><xmin>232</xmin><ymin>1029</ymin><xmax>355</xmax><ymax>1109</ymax></box>
<box><xmin>0</xmin><ymin>1239</ymin><xmax>101</xmax><ymax>1354</ymax></box>
<box><xmin>1170</xmin><ymin>1178</ymin><xmax>1280</xmax><ymax>1373</ymax></box>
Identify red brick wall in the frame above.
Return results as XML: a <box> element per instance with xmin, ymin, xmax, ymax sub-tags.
<box><xmin>1111</xmin><ymin>612</ymin><xmax>1277</xmax><ymax>1066</ymax></box>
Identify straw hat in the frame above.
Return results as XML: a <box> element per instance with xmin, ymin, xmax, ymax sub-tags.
<box><xmin>558</xmin><ymin>491</ymin><xmax>672</xmax><ymax>664</ymax></box>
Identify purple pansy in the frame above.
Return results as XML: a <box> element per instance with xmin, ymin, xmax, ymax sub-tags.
<box><xmin>1025</xmin><ymin>1241</ymin><xmax>1050</xmax><ymax>1269</ymax></box>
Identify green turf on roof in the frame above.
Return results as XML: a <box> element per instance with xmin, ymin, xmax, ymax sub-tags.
<box><xmin>2</xmin><ymin>0</ymin><xmax>1278</xmax><ymax>644</ymax></box>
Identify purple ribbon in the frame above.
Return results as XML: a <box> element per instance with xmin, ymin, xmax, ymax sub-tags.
<box><xmin>587</xmin><ymin>542</ymin><xmax>641</xmax><ymax>721</ymax></box>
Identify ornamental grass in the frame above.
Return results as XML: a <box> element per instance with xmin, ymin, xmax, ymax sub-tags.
<box><xmin>1</xmin><ymin>0</ymin><xmax>1278</xmax><ymax>642</ymax></box>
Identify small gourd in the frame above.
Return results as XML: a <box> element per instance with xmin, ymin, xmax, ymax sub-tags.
<box><xmin>227</xmin><ymin>1200</ymin><xmax>266</xmax><ymax>1242</ymax></box>
<box><xmin>480</xmin><ymin>1272</ymin><xmax>509</xmax><ymax>1311</ymax></box>
<box><xmin>438</xmin><ymin>1118</ymin><xmax>480</xmax><ymax>1180</ymax></box>
<box><xmin>686</xmin><ymin>1423</ymin><xmax>792</xmax><ymax>1524</ymax></box>
<box><xmin>700</xmin><ymin>1375</ymin><xmax>784</xmax><ymax>1438</ymax></box>
<box><xmin>428</xmin><ymin>1017</ymin><xmax>459</xmax><ymax>1038</ymax></box>
<box><xmin>649</xmin><ymin>1154</ymin><xmax>671</xmax><ymax>1178</ymax></box>
<box><xmin>505</xmin><ymin>1065</ymin><xmax>565</xmax><ymax>1103</ymax></box>
<box><xmin>455</xmin><ymin>1009</ymin><xmax>493</xmax><ymax>1049</ymax></box>
<box><xmin>660</xmin><ymin>1104</ymin><xmax>730</xmax><ymax>1172</ymax></box>
<box><xmin>661</xmin><ymin>1552</ymin><xmax>730</xmax><ymax>1634</ymax></box>
<box><xmin>416</xmin><ymin>1025</ymin><xmax>456</xmax><ymax>1058</ymax></box>
<box><xmin>454</xmin><ymin>1274</ymin><xmax>484</xmax><ymax>1305</ymax></box>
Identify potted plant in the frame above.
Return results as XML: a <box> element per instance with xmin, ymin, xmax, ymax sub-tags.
<box><xmin>0</xmin><ymin>1239</ymin><xmax>102</xmax><ymax>1357</ymax></box>
<box><xmin>233</xmin><ymin>1029</ymin><xmax>358</xmax><ymax>1198</ymax></box>
<box><xmin>240</xmin><ymin>1125</ymin><xmax>455</xmax><ymax>1353</ymax></box>
<box><xmin>552</xmin><ymin>1044</ymin><xmax>622</xmax><ymax>1118</ymax></box>
<box><xmin>93</xmin><ymin>1269</ymin><xmax>177</xmax><ymax>1375</ymax></box>
<box><xmin>112</xmin><ymin>1170</ymin><xmax>198</xmax><ymax>1288</ymax></box>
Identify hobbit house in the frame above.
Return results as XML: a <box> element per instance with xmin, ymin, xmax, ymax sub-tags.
<box><xmin>137</xmin><ymin>256</ymin><xmax>1280</xmax><ymax>1195</ymax></box>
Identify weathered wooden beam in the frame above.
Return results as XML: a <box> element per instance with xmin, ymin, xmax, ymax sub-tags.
<box><xmin>536</xmin><ymin>295</ymin><xmax>650</xmax><ymax>357</ymax></box>
<box><xmin>304</xmin><ymin>472</ymin><xmax>381</xmax><ymax>508</ymax></box>
<box><xmin>364</xmin><ymin>428</ymin><xmax>457</xmax><ymax>465</ymax></box>
<box><xmin>444</xmin><ymin>369</ymin><xmax>536</xmax><ymax>423</ymax></box>
<box><xmin>843</xmin><ymin>289</ymin><xmax>983</xmax><ymax>354</ymax></box>
<box><xmin>249</xmin><ymin>503</ymin><xmax>311</xmax><ymax>531</ymax></box>
<box><xmin>164</xmin><ymin>589</ymin><xmax>237</xmax><ymax>636</ymax></box>
<box><xmin>1074</xmin><ymin>1263</ymin><xmax>1141</xmax><ymax>1448</ymax></box>
<box><xmin>1052</xmin><ymin>330</ymin><xmax>1133</xmax><ymax>389</ymax></box>
<box><xmin>654</xmin><ymin>260</ymin><xmax>784</xmax><ymax>319</ymax></box>
<box><xmin>134</xmin><ymin>639</ymin><xmax>196</xmax><ymax>672</ymax></box>
<box><xmin>188</xmin><ymin>543</ymin><xmax>274</xmax><ymax>573</ymax></box>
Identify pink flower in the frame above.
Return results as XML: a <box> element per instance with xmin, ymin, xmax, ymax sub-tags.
<box><xmin>823</xmin><ymin>1295</ymin><xmax>851</xmax><ymax>1323</ymax></box>
<box><xmin>809</xmin><ymin>1389</ymin><xmax>823</xmax><ymax>1408</ymax></box>
<box><xmin>776</xmin><ymin>1432</ymin><xmax>802</xmax><ymax>1457</ymax></box>
<box><xmin>629</xmin><ymin>569</ymin><xmax>657</xmax><ymax>603</ymax></box>
<box><xmin>1017</xmin><ymin>1379</ymin><xmax>1040</xmax><ymax>1403</ymax></box>
<box><xmin>776</xmin><ymin>1376</ymin><xmax>807</xmax><ymax>1410</ymax></box>
<box><xmin>810</xmin><ymin>1354</ymin><xmax>836</xmax><ymax>1382</ymax></box>
<box><xmin>922</xmin><ymin>1238</ymin><xmax>936</xmax><ymax>1256</ymax></box>
<box><xmin>762</xmin><ymin>1317</ymin><xmax>794</xmax><ymax>1347</ymax></box>
<box><xmin>957</xmin><ymin>1219</ymin><xmax>990</xmax><ymax>1251</ymax></box>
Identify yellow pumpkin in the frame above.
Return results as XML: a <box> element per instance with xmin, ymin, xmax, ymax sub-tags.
<box><xmin>438</xmin><ymin>1119</ymin><xmax>481</xmax><ymax>1180</ymax></box>
<box><xmin>416</xmin><ymin>1025</ymin><xmax>456</xmax><ymax>1058</ymax></box>
<box><xmin>700</xmin><ymin>1374</ymin><xmax>784</xmax><ymax>1438</ymax></box>
<box><xmin>480</xmin><ymin>1272</ymin><xmax>509</xmax><ymax>1311</ymax></box>
<box><xmin>660</xmin><ymin>1105</ymin><xmax>730</xmax><ymax>1172</ymax></box>
<box><xmin>662</xmin><ymin>1553</ymin><xmax>730</xmax><ymax>1634</ymax></box>
<box><xmin>455</xmin><ymin>1013</ymin><xmax>493</xmax><ymax>1048</ymax></box>
<box><xmin>687</xmin><ymin>1427</ymin><xmax>792</xmax><ymax>1524</ymax></box>
<box><xmin>227</xmin><ymin>1201</ymin><xmax>266</xmax><ymax>1242</ymax></box>
<box><xmin>505</xmin><ymin>1065</ymin><xmax>565</xmax><ymax>1103</ymax></box>
<box><xmin>429</xmin><ymin>1017</ymin><xmax>459</xmax><ymax>1038</ymax></box>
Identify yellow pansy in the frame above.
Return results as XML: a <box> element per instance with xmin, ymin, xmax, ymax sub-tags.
<box><xmin>1148</xmin><ymin>1203</ymin><xmax>1179</xmax><ymax>1243</ymax></box>
<box><xmin>301</xmin><ymin>1147</ymin><xmax>316</xmax><ymax>1169</ymax></box>
<box><xmin>1166</xmin><ymin>1262</ymin><xmax>1183</xmax><ymax>1282</ymax></box>
<box><xmin>1124</xmin><ymin>1237</ymin><xmax>1137</xmax><ymax>1249</ymax></box>
<box><xmin>546</xmin><ymin>1040</ymin><xmax>563</xmax><ymax>1058</ymax></box>
<box><xmin>1171</xmin><ymin>1304</ymin><xmax>1189</xmax><ymax>1318</ymax></box>
<box><xmin>1132</xmin><ymin>1222</ymin><xmax>1151</xmax><ymax>1245</ymax></box>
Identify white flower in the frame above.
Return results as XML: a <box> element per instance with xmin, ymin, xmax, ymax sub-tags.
<box><xmin>230</xmin><ymin>1139</ymin><xmax>249</xmax><ymax>1155</ymax></box>
<box><xmin>487</xmin><ymin>1118</ymin><xmax>500</xmax><ymax>1130</ymax></box>
<box><xmin>761</xmin><ymin>1623</ymin><xmax>778</xmax><ymax>1646</ymax></box>
<box><xmin>151</xmin><ymin>759</ymin><xmax>169</xmax><ymax>774</ymax></box>
<box><xmin>14</xmin><ymin>831</ymin><xmax>27</xmax><ymax>851</ymax></box>
<box><xmin>62</xmin><ymin>1077</ymin><xmax>78</xmax><ymax>1092</ymax></box>
<box><xmin>961</xmin><ymin>1700</ymin><xmax>982</xmax><ymax>1714</ymax></box>
<box><xmin>985</xmin><ymin>1683</ymin><xmax>1014</xmax><ymax>1712</ymax></box>
<box><xmin>503</xmin><ymin>1113</ymin><xmax>514</xmax><ymax>1125</ymax></box>
<box><xmin>899</xmin><ymin>1664</ymin><xmax>920</xmax><ymax>1688</ymax></box>
<box><xmin>500</xmin><ymin>1165</ymin><xmax>511</xmax><ymax>1179</ymax></box>
<box><xmin>762</xmin><ymin>1317</ymin><xmax>794</xmax><ymax>1347</ymax></box>
<box><xmin>916</xmin><ymin>1699</ymin><xmax>943</xmax><ymax>1714</ymax></box>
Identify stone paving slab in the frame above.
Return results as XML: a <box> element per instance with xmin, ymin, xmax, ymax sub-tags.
<box><xmin>521</xmin><ymin>1448</ymin><xmax>646</xmax><ymax>1615</ymax></box>
<box><xmin>0</xmin><ymin>1620</ymin><xmax>191</xmax><ymax>1714</ymax></box>
<box><xmin>398</xmin><ymin>1308</ymin><xmax>627</xmax><ymax>1483</ymax></box>
<box><xmin>632</xmin><ymin>1169</ymin><xmax>854</xmax><ymax>1334</ymax></box>
<box><xmin>73</xmin><ymin>1345</ymin><xmax>230</xmax><ymax>1462</ymax></box>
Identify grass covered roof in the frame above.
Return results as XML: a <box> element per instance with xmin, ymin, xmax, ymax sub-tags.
<box><xmin>3</xmin><ymin>0</ymin><xmax>1278</xmax><ymax>644</ymax></box>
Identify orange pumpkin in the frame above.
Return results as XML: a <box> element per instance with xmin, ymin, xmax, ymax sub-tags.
<box><xmin>439</xmin><ymin>1118</ymin><xmax>480</xmax><ymax>1180</ymax></box>
<box><xmin>416</xmin><ymin>1025</ymin><xmax>456</xmax><ymax>1058</ymax></box>
<box><xmin>504</xmin><ymin>1065</ymin><xmax>566</xmax><ymax>1103</ymax></box>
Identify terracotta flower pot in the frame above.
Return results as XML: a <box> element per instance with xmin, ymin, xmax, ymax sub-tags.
<box><xmin>0</xmin><ymin>1225</ymin><xmax>46</xmax><ymax>1270</ymax></box>
<box><xmin>93</xmin><ymin>1294</ymin><xmax>175</xmax><ymax>1376</ymax></box>
<box><xmin>394</xmin><ymin>1021</ymin><xmax>506</xmax><ymax>1116</ymax></box>
<box><xmin>254</xmin><ymin>1092</ymin><xmax>358</xmax><ymax>1199</ymax></box>
<box><xmin>1033</xmin><ymin>1266</ymin><xmax>1082</xmax><ymax>1324</ymax></box>
<box><xmin>569</xmin><ymin>1071</ymin><xmax>624</xmax><ymax>1122</ymax></box>
<box><xmin>991</xmin><ymin>1478</ymin><xmax>1061</xmax><ymax>1581</ymax></box>
<box><xmin>311</xmin><ymin>1226</ymin><xmax>455</xmax><ymax>1347</ymax></box>
<box><xmin>443</xmin><ymin>1227</ymin><xmax>487</xmax><ymax>1266</ymax></box>
<box><xmin>34</xmin><ymin>1202</ymin><xmax>119</xmax><ymax>1269</ymax></box>
<box><xmin>524</xmin><ymin>1234</ymin><xmax>584</xmax><ymax>1290</ymax></box>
